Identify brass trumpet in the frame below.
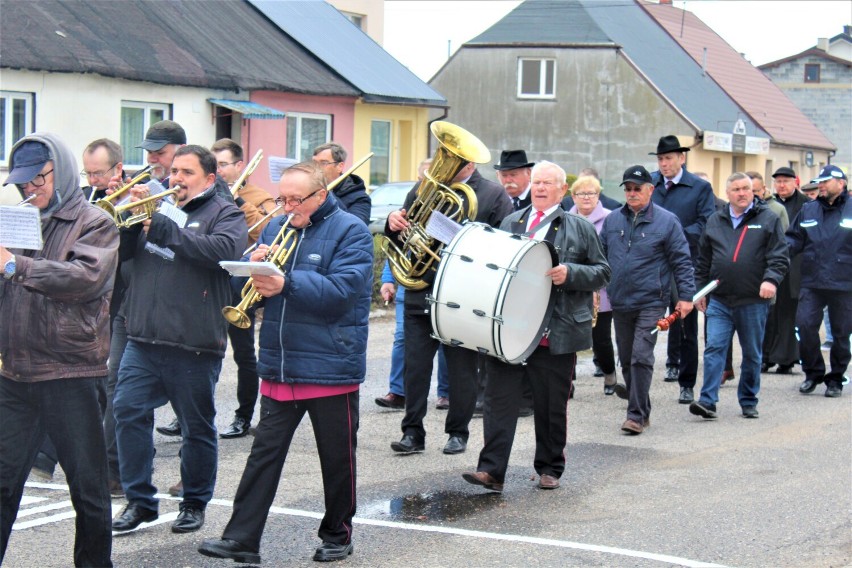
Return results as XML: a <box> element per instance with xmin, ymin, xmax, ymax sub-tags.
<box><xmin>98</xmin><ymin>187</ymin><xmax>180</xmax><ymax>228</ymax></box>
<box><xmin>222</xmin><ymin>214</ymin><xmax>298</xmax><ymax>328</ymax></box>
<box><xmin>230</xmin><ymin>149</ymin><xmax>263</xmax><ymax>197</ymax></box>
<box><xmin>93</xmin><ymin>165</ymin><xmax>153</xmax><ymax>208</ymax></box>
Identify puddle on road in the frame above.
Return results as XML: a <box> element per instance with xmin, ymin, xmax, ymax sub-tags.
<box><xmin>360</xmin><ymin>490</ymin><xmax>503</xmax><ymax>523</ymax></box>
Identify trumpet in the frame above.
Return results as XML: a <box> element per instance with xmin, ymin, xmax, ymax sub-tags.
<box><xmin>230</xmin><ymin>149</ymin><xmax>264</xmax><ymax>197</ymax></box>
<box><xmin>222</xmin><ymin>214</ymin><xmax>298</xmax><ymax>328</ymax></box>
<box><xmin>93</xmin><ymin>165</ymin><xmax>153</xmax><ymax>208</ymax></box>
<box><xmin>17</xmin><ymin>195</ymin><xmax>37</xmax><ymax>206</ymax></box>
<box><xmin>98</xmin><ymin>187</ymin><xmax>180</xmax><ymax>228</ymax></box>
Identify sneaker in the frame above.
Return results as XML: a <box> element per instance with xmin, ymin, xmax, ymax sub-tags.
<box><xmin>821</xmin><ymin>341</ymin><xmax>833</xmax><ymax>351</ymax></box>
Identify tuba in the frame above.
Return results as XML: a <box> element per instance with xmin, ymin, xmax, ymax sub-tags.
<box><xmin>382</xmin><ymin>121</ymin><xmax>491</xmax><ymax>290</ymax></box>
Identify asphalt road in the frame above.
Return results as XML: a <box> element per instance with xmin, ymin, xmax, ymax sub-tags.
<box><xmin>5</xmin><ymin>311</ymin><xmax>851</xmax><ymax>568</ymax></box>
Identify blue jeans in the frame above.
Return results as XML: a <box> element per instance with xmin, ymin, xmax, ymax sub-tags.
<box><xmin>388</xmin><ymin>288</ymin><xmax>449</xmax><ymax>399</ymax></box>
<box><xmin>0</xmin><ymin>376</ymin><xmax>112</xmax><ymax>567</ymax></box>
<box><xmin>114</xmin><ymin>341</ymin><xmax>221</xmax><ymax>511</ymax></box>
<box><xmin>699</xmin><ymin>300</ymin><xmax>769</xmax><ymax>408</ymax></box>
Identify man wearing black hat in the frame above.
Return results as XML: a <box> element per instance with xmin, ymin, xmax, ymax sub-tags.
<box><xmin>0</xmin><ymin>133</ymin><xmax>118</xmax><ymax>566</ymax></box>
<box><xmin>601</xmin><ymin>165</ymin><xmax>695</xmax><ymax>434</ymax></box>
<box><xmin>762</xmin><ymin>166</ymin><xmax>808</xmax><ymax>374</ymax></box>
<box><xmin>138</xmin><ymin>119</ymin><xmax>187</xmax><ymax>182</ymax></box>
<box><xmin>495</xmin><ymin>149</ymin><xmax>535</xmax><ymax>211</ymax></box>
<box><xmin>787</xmin><ymin>165</ymin><xmax>851</xmax><ymax>398</ymax></box>
<box><xmin>650</xmin><ymin>135</ymin><xmax>715</xmax><ymax>404</ymax></box>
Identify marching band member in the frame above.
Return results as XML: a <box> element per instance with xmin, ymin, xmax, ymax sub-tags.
<box><xmin>111</xmin><ymin>145</ymin><xmax>245</xmax><ymax>534</ymax></box>
<box><xmin>1</xmin><ymin>134</ymin><xmax>118</xmax><ymax>566</ymax></box>
<box><xmin>462</xmin><ymin>161</ymin><xmax>610</xmax><ymax>492</ymax></box>
<box><xmin>198</xmin><ymin>161</ymin><xmax>372</xmax><ymax>563</ymax></box>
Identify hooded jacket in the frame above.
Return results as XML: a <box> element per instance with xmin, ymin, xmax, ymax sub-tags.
<box><xmin>255</xmin><ymin>196</ymin><xmax>373</xmax><ymax>384</ymax></box>
<box><xmin>119</xmin><ymin>183</ymin><xmax>246</xmax><ymax>357</ymax></box>
<box><xmin>332</xmin><ymin>173</ymin><xmax>371</xmax><ymax>226</ymax></box>
<box><xmin>696</xmin><ymin>198</ymin><xmax>789</xmax><ymax>307</ymax></box>
<box><xmin>0</xmin><ymin>133</ymin><xmax>119</xmax><ymax>382</ymax></box>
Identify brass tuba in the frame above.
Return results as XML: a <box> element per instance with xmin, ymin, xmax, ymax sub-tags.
<box><xmin>382</xmin><ymin>121</ymin><xmax>491</xmax><ymax>290</ymax></box>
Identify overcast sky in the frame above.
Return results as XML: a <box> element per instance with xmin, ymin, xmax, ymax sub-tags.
<box><xmin>384</xmin><ymin>0</ymin><xmax>852</xmax><ymax>81</ymax></box>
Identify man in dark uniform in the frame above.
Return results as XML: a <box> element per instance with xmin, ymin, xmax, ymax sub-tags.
<box><xmin>385</xmin><ymin>161</ymin><xmax>512</xmax><ymax>456</ymax></box>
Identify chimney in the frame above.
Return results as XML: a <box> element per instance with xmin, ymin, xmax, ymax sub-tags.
<box><xmin>844</xmin><ymin>25</ymin><xmax>851</xmax><ymax>36</ymax></box>
<box><xmin>817</xmin><ymin>37</ymin><xmax>829</xmax><ymax>51</ymax></box>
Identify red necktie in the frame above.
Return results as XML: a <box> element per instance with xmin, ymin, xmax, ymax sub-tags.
<box><xmin>530</xmin><ymin>210</ymin><xmax>549</xmax><ymax>347</ymax></box>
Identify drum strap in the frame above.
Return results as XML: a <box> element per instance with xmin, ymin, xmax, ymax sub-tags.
<box><xmin>522</xmin><ymin>209</ymin><xmax>562</xmax><ymax>238</ymax></box>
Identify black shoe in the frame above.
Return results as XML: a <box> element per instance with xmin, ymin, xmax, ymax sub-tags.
<box><xmin>220</xmin><ymin>416</ymin><xmax>251</xmax><ymax>439</ymax></box>
<box><xmin>442</xmin><ymin>435</ymin><xmax>467</xmax><ymax>455</ymax></box>
<box><xmin>664</xmin><ymin>367</ymin><xmax>679</xmax><ymax>382</ymax></box>
<box><xmin>171</xmin><ymin>505</ymin><xmax>205</xmax><ymax>533</ymax></box>
<box><xmin>799</xmin><ymin>379</ymin><xmax>819</xmax><ymax>394</ymax></box>
<box><xmin>390</xmin><ymin>435</ymin><xmax>424</xmax><ymax>454</ymax></box>
<box><xmin>472</xmin><ymin>401</ymin><xmax>484</xmax><ymax>417</ymax></box>
<box><xmin>568</xmin><ymin>382</ymin><xmax>575</xmax><ymax>399</ymax></box>
<box><xmin>112</xmin><ymin>503</ymin><xmax>158</xmax><ymax>532</ymax></box>
<box><xmin>741</xmin><ymin>406</ymin><xmax>759</xmax><ymax>418</ymax></box>
<box><xmin>313</xmin><ymin>541</ymin><xmax>353</xmax><ymax>562</ymax></box>
<box><xmin>593</xmin><ymin>364</ymin><xmax>604</xmax><ymax>377</ymax></box>
<box><xmin>612</xmin><ymin>383</ymin><xmax>629</xmax><ymax>400</ymax></box>
<box><xmin>678</xmin><ymin>387</ymin><xmax>694</xmax><ymax>404</ymax></box>
<box><xmin>775</xmin><ymin>364</ymin><xmax>794</xmax><ymax>375</ymax></box>
<box><xmin>518</xmin><ymin>406</ymin><xmax>533</xmax><ymax>417</ymax></box>
<box><xmin>31</xmin><ymin>452</ymin><xmax>56</xmax><ymax>481</ymax></box>
<box><xmin>199</xmin><ymin>538</ymin><xmax>261</xmax><ymax>564</ymax></box>
<box><xmin>761</xmin><ymin>361</ymin><xmax>775</xmax><ymax>373</ymax></box>
<box><xmin>689</xmin><ymin>401</ymin><xmax>717</xmax><ymax>419</ymax></box>
<box><xmin>825</xmin><ymin>385</ymin><xmax>843</xmax><ymax>398</ymax></box>
<box><xmin>156</xmin><ymin>418</ymin><xmax>182</xmax><ymax>437</ymax></box>
<box><xmin>108</xmin><ymin>478</ymin><xmax>125</xmax><ymax>499</ymax></box>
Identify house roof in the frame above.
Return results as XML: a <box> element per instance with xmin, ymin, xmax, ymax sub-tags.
<box><xmin>641</xmin><ymin>0</ymin><xmax>835</xmax><ymax>151</ymax></box>
<box><xmin>758</xmin><ymin>47</ymin><xmax>852</xmax><ymax>70</ymax></box>
<box><xmin>249</xmin><ymin>0</ymin><xmax>447</xmax><ymax>107</ymax></box>
<box><xmin>0</xmin><ymin>0</ymin><xmax>358</xmax><ymax>96</ymax></box>
<box><xmin>462</xmin><ymin>0</ymin><xmax>767</xmax><ymax>140</ymax></box>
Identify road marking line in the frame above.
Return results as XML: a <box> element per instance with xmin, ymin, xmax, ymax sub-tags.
<box><xmin>13</xmin><ymin>510</ymin><xmax>78</xmax><ymax>530</ymax></box>
<box><xmin>15</xmin><ymin>500</ymin><xmax>73</xmax><ymax>518</ymax></box>
<box><xmin>20</xmin><ymin>496</ymin><xmax>47</xmax><ymax>506</ymax></box>
<box><xmin>23</xmin><ymin>484</ymin><xmax>728</xmax><ymax>567</ymax></box>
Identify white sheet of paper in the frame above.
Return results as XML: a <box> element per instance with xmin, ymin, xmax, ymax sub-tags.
<box><xmin>0</xmin><ymin>205</ymin><xmax>43</xmax><ymax>250</ymax></box>
<box><xmin>268</xmin><ymin>157</ymin><xmax>299</xmax><ymax>183</ymax></box>
<box><xmin>219</xmin><ymin>261</ymin><xmax>284</xmax><ymax>278</ymax></box>
<box><xmin>425</xmin><ymin>210</ymin><xmax>462</xmax><ymax>245</ymax></box>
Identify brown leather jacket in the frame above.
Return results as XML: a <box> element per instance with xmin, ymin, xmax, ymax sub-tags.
<box><xmin>235</xmin><ymin>182</ymin><xmax>278</xmax><ymax>245</ymax></box>
<box><xmin>0</xmin><ymin>133</ymin><xmax>119</xmax><ymax>382</ymax></box>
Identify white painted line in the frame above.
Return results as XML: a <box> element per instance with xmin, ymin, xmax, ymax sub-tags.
<box><xmin>13</xmin><ymin>510</ymin><xmax>77</xmax><ymax>530</ymax></box>
<box><xmin>112</xmin><ymin>512</ymin><xmax>180</xmax><ymax>535</ymax></box>
<box><xmin>15</xmin><ymin>500</ymin><xmax>73</xmax><ymax>518</ymax></box>
<box><xmin>19</xmin><ymin>496</ymin><xmax>47</xmax><ymax>506</ymax></box>
<box><xmin>20</xmin><ymin>485</ymin><xmax>728</xmax><ymax>567</ymax></box>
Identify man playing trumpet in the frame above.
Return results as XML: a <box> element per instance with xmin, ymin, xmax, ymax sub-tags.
<box><xmin>111</xmin><ymin>145</ymin><xmax>245</xmax><ymax>534</ymax></box>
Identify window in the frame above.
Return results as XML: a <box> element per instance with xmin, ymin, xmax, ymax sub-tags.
<box><xmin>518</xmin><ymin>58</ymin><xmax>556</xmax><ymax>98</ymax></box>
<box><xmin>286</xmin><ymin>112</ymin><xmax>332</xmax><ymax>161</ymax></box>
<box><xmin>804</xmin><ymin>63</ymin><xmax>820</xmax><ymax>83</ymax></box>
<box><xmin>1</xmin><ymin>91</ymin><xmax>34</xmax><ymax>165</ymax></box>
<box><xmin>121</xmin><ymin>101</ymin><xmax>170</xmax><ymax>167</ymax></box>
<box><xmin>370</xmin><ymin>120</ymin><xmax>391</xmax><ymax>186</ymax></box>
<box><xmin>342</xmin><ymin>11</ymin><xmax>364</xmax><ymax>31</ymax></box>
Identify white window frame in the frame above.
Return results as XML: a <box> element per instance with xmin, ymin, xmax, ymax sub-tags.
<box><xmin>1</xmin><ymin>91</ymin><xmax>34</xmax><ymax>166</ymax></box>
<box><xmin>120</xmin><ymin>100</ymin><xmax>171</xmax><ymax>169</ymax></box>
<box><xmin>517</xmin><ymin>58</ymin><xmax>556</xmax><ymax>99</ymax></box>
<box><xmin>286</xmin><ymin>112</ymin><xmax>332</xmax><ymax>162</ymax></box>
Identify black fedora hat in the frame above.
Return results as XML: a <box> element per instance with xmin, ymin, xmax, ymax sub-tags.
<box><xmin>494</xmin><ymin>149</ymin><xmax>534</xmax><ymax>171</ymax></box>
<box><xmin>650</xmin><ymin>135</ymin><xmax>690</xmax><ymax>156</ymax></box>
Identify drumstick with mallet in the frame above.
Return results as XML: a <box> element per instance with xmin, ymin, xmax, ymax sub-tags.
<box><xmin>651</xmin><ymin>279</ymin><xmax>720</xmax><ymax>334</ymax></box>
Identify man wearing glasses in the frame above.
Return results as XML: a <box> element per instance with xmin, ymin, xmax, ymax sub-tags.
<box><xmin>312</xmin><ymin>142</ymin><xmax>371</xmax><ymax>225</ymax></box>
<box><xmin>0</xmin><ymin>134</ymin><xmax>118</xmax><ymax>566</ymax></box>
<box><xmin>199</xmin><ymin>161</ymin><xmax>373</xmax><ymax>563</ymax></box>
<box><xmin>81</xmin><ymin>138</ymin><xmax>124</xmax><ymax>202</ymax></box>
<box><xmin>600</xmin><ymin>165</ymin><xmax>695</xmax><ymax>435</ymax></box>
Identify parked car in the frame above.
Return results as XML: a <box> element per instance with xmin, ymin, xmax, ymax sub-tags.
<box><xmin>367</xmin><ymin>180</ymin><xmax>416</xmax><ymax>234</ymax></box>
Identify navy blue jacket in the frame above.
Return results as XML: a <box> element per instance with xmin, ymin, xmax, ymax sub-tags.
<box><xmin>600</xmin><ymin>202</ymin><xmax>695</xmax><ymax>311</ymax></box>
<box><xmin>786</xmin><ymin>191</ymin><xmax>852</xmax><ymax>292</ymax></box>
<box><xmin>651</xmin><ymin>168</ymin><xmax>716</xmax><ymax>261</ymax></box>
<box><xmin>696</xmin><ymin>199</ymin><xmax>789</xmax><ymax>307</ymax></box>
<box><xmin>256</xmin><ymin>197</ymin><xmax>373</xmax><ymax>384</ymax></box>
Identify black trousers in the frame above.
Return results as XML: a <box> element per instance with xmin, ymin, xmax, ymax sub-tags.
<box><xmin>477</xmin><ymin>347</ymin><xmax>575</xmax><ymax>483</ymax></box>
<box><xmin>797</xmin><ymin>288</ymin><xmax>851</xmax><ymax>387</ymax></box>
<box><xmin>763</xmin><ymin>278</ymin><xmax>800</xmax><ymax>367</ymax></box>
<box><xmin>222</xmin><ymin>391</ymin><xmax>359</xmax><ymax>550</ymax></box>
<box><xmin>226</xmin><ymin>305</ymin><xmax>259</xmax><ymax>422</ymax></box>
<box><xmin>401</xmin><ymin>314</ymin><xmax>478</xmax><ymax>442</ymax></box>
<box><xmin>669</xmin><ymin>304</ymin><xmax>699</xmax><ymax>388</ymax></box>
<box><xmin>592</xmin><ymin>311</ymin><xmax>616</xmax><ymax>375</ymax></box>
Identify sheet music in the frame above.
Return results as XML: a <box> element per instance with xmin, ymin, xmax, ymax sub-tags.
<box><xmin>268</xmin><ymin>157</ymin><xmax>299</xmax><ymax>183</ymax></box>
<box><xmin>158</xmin><ymin>202</ymin><xmax>187</xmax><ymax>228</ymax></box>
<box><xmin>425</xmin><ymin>211</ymin><xmax>462</xmax><ymax>245</ymax></box>
<box><xmin>0</xmin><ymin>205</ymin><xmax>43</xmax><ymax>250</ymax></box>
<box><xmin>219</xmin><ymin>261</ymin><xmax>284</xmax><ymax>278</ymax></box>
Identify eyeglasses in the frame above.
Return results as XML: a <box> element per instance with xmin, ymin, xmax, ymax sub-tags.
<box><xmin>623</xmin><ymin>186</ymin><xmax>644</xmax><ymax>193</ymax></box>
<box><xmin>80</xmin><ymin>162</ymin><xmax>118</xmax><ymax>178</ymax></box>
<box><xmin>574</xmin><ymin>192</ymin><xmax>598</xmax><ymax>199</ymax></box>
<box><xmin>18</xmin><ymin>169</ymin><xmax>54</xmax><ymax>188</ymax></box>
<box><xmin>315</xmin><ymin>160</ymin><xmax>340</xmax><ymax>167</ymax></box>
<box><xmin>274</xmin><ymin>187</ymin><xmax>324</xmax><ymax>207</ymax></box>
<box><xmin>216</xmin><ymin>161</ymin><xmax>239</xmax><ymax>169</ymax></box>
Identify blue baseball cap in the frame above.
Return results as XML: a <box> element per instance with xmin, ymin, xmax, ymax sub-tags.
<box><xmin>812</xmin><ymin>164</ymin><xmax>847</xmax><ymax>182</ymax></box>
<box><xmin>4</xmin><ymin>141</ymin><xmax>51</xmax><ymax>185</ymax></box>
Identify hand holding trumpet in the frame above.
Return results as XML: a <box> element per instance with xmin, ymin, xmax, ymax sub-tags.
<box><xmin>250</xmin><ymin>244</ymin><xmax>285</xmax><ymax>297</ymax></box>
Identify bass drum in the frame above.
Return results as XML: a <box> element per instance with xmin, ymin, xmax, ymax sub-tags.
<box><xmin>429</xmin><ymin>222</ymin><xmax>556</xmax><ymax>364</ymax></box>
